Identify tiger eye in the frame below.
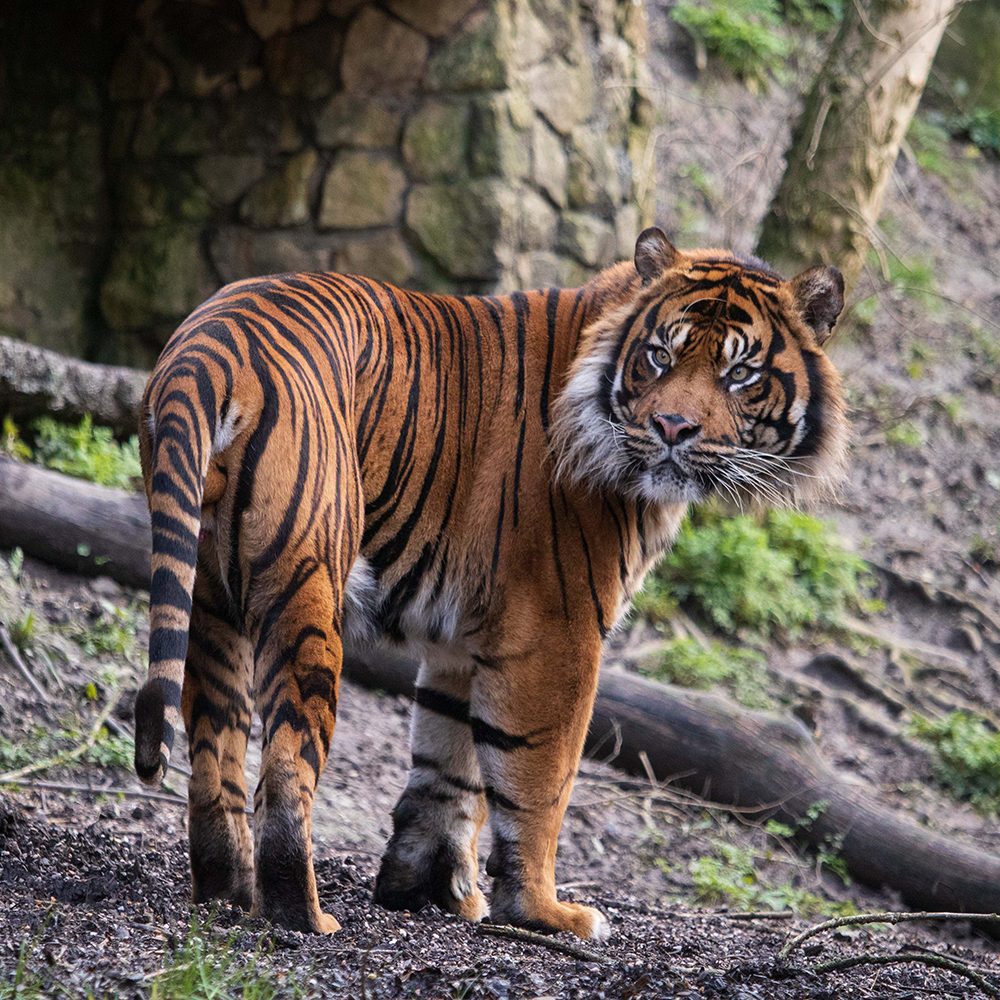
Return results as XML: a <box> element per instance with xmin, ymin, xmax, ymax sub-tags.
<box><xmin>729</xmin><ymin>363</ymin><xmax>751</xmax><ymax>382</ymax></box>
<box><xmin>651</xmin><ymin>347</ymin><xmax>670</xmax><ymax>368</ymax></box>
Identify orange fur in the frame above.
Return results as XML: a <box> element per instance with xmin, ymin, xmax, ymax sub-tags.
<box><xmin>133</xmin><ymin>230</ymin><xmax>847</xmax><ymax>939</ymax></box>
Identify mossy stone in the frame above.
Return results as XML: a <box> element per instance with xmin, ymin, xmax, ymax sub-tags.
<box><xmin>319</xmin><ymin>152</ymin><xmax>407</xmax><ymax>228</ymax></box>
<box><xmin>341</xmin><ymin>8</ymin><xmax>429</xmax><ymax>93</ymax></box>
<box><xmin>337</xmin><ymin>231</ymin><xmax>415</xmax><ymax>285</ymax></box>
<box><xmin>316</xmin><ymin>95</ymin><xmax>402</xmax><ymax>149</ymax></box>
<box><xmin>559</xmin><ymin>211</ymin><xmax>616</xmax><ymax>268</ymax></box>
<box><xmin>386</xmin><ymin>0</ymin><xmax>479</xmax><ymax>37</ymax></box>
<box><xmin>196</xmin><ymin>154</ymin><xmax>268</xmax><ymax>204</ymax></box>
<box><xmin>532</xmin><ymin>116</ymin><xmax>567</xmax><ymax>207</ymax></box>
<box><xmin>425</xmin><ymin>6</ymin><xmax>512</xmax><ymax>93</ymax></box>
<box><xmin>100</xmin><ymin>226</ymin><xmax>207</xmax><ymax>330</ymax></box>
<box><xmin>240</xmin><ymin>149</ymin><xmax>318</xmax><ymax>227</ymax></box>
<box><xmin>0</xmin><ymin>165</ymin><xmax>88</xmax><ymax>354</ymax></box>
<box><xmin>402</xmin><ymin>101</ymin><xmax>469</xmax><ymax>180</ymax></box>
<box><xmin>406</xmin><ymin>180</ymin><xmax>517</xmax><ymax>279</ymax></box>
<box><xmin>263</xmin><ymin>21</ymin><xmax>342</xmax><ymax>99</ymax></box>
<box><xmin>525</xmin><ymin>57</ymin><xmax>595</xmax><ymax>136</ymax></box>
<box><xmin>470</xmin><ymin>95</ymin><xmax>529</xmax><ymax>179</ymax></box>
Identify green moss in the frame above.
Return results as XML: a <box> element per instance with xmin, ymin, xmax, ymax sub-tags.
<box><xmin>671</xmin><ymin>0</ymin><xmax>790</xmax><ymax>91</ymax></box>
<box><xmin>688</xmin><ymin>840</ymin><xmax>856</xmax><ymax>916</ymax></box>
<box><xmin>30</xmin><ymin>415</ymin><xmax>141</xmax><ymax>490</ymax></box>
<box><xmin>640</xmin><ymin>637</ymin><xmax>772</xmax><ymax>709</ymax></box>
<box><xmin>911</xmin><ymin>712</ymin><xmax>1000</xmax><ymax>816</ymax></box>
<box><xmin>638</xmin><ymin>509</ymin><xmax>870</xmax><ymax>639</ymax></box>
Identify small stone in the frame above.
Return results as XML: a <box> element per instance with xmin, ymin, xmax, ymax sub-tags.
<box><xmin>316</xmin><ymin>94</ymin><xmax>402</xmax><ymax>149</ymax></box>
<box><xmin>532</xmin><ymin>117</ymin><xmax>567</xmax><ymax>207</ymax></box>
<box><xmin>242</xmin><ymin>0</ymin><xmax>294</xmax><ymax>40</ymax></box>
<box><xmin>406</xmin><ymin>180</ymin><xmax>517</xmax><ymax>279</ymax></box>
<box><xmin>238</xmin><ymin>66</ymin><xmax>264</xmax><ymax>89</ymax></box>
<box><xmin>517</xmin><ymin>188</ymin><xmax>558</xmax><ymax>250</ymax></box>
<box><xmin>512</xmin><ymin>1</ymin><xmax>553</xmax><ymax>68</ymax></box>
<box><xmin>525</xmin><ymin>57</ymin><xmax>595</xmax><ymax>135</ymax></box>
<box><xmin>108</xmin><ymin>39</ymin><xmax>171</xmax><ymax>101</ymax></box>
<box><xmin>319</xmin><ymin>152</ymin><xmax>406</xmax><ymax>228</ymax></box>
<box><xmin>402</xmin><ymin>100</ymin><xmax>469</xmax><ymax>180</ymax></box>
<box><xmin>327</xmin><ymin>0</ymin><xmax>366</xmax><ymax>15</ymax></box>
<box><xmin>615</xmin><ymin>204</ymin><xmax>641</xmax><ymax>260</ymax></box>
<box><xmin>211</xmin><ymin>228</ymin><xmax>332</xmax><ymax>282</ymax></box>
<box><xmin>197</xmin><ymin>154</ymin><xmax>268</xmax><ymax>204</ymax></box>
<box><xmin>470</xmin><ymin>95</ymin><xmax>529</xmax><ymax>179</ymax></box>
<box><xmin>239</xmin><ymin>149</ymin><xmax>318</xmax><ymax>227</ymax></box>
<box><xmin>263</xmin><ymin>21</ymin><xmax>342</xmax><ymax>99</ymax></box>
<box><xmin>567</xmin><ymin>126</ymin><xmax>620</xmax><ymax>211</ymax></box>
<box><xmin>337</xmin><ymin>230</ymin><xmax>414</xmax><ymax>285</ymax></box>
<box><xmin>425</xmin><ymin>6</ymin><xmax>511</xmax><ymax>92</ymax></box>
<box><xmin>341</xmin><ymin>8</ymin><xmax>429</xmax><ymax>93</ymax></box>
<box><xmin>559</xmin><ymin>212</ymin><xmax>616</xmax><ymax>268</ymax></box>
<box><xmin>100</xmin><ymin>226</ymin><xmax>208</xmax><ymax>329</ymax></box>
<box><xmin>386</xmin><ymin>0</ymin><xmax>478</xmax><ymax>37</ymax></box>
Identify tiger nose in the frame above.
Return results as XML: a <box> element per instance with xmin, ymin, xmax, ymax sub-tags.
<box><xmin>651</xmin><ymin>412</ymin><xmax>701</xmax><ymax>445</ymax></box>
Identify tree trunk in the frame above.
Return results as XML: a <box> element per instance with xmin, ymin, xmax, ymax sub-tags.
<box><xmin>0</xmin><ymin>457</ymin><xmax>150</xmax><ymax>588</ymax></box>
<box><xmin>0</xmin><ymin>336</ymin><xmax>147</xmax><ymax>438</ymax></box>
<box><xmin>756</xmin><ymin>0</ymin><xmax>960</xmax><ymax>290</ymax></box>
<box><xmin>4</xmin><ymin>460</ymin><xmax>1000</xmax><ymax>915</ymax></box>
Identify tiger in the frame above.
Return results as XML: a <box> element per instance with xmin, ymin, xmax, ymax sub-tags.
<box><xmin>133</xmin><ymin>227</ymin><xmax>847</xmax><ymax>940</ymax></box>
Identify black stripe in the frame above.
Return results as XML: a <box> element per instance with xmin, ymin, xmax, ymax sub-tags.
<box><xmin>470</xmin><ymin>716</ymin><xmax>532</xmax><ymax>751</ymax></box>
<box><xmin>414</xmin><ymin>686</ymin><xmax>470</xmax><ymax>724</ymax></box>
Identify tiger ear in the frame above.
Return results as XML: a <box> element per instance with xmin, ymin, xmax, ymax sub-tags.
<box><xmin>790</xmin><ymin>265</ymin><xmax>845</xmax><ymax>345</ymax></box>
<box><xmin>634</xmin><ymin>227</ymin><xmax>679</xmax><ymax>286</ymax></box>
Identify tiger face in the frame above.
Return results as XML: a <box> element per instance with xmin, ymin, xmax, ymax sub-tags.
<box><xmin>554</xmin><ymin>228</ymin><xmax>848</xmax><ymax>507</ymax></box>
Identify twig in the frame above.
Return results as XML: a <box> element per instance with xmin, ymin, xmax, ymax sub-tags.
<box><xmin>812</xmin><ymin>952</ymin><xmax>1000</xmax><ymax>999</ymax></box>
<box><xmin>0</xmin><ymin>694</ymin><xmax>118</xmax><ymax>783</ymax></box>
<box><xmin>4</xmin><ymin>777</ymin><xmax>186</xmax><ymax>806</ymax></box>
<box><xmin>0</xmin><ymin>621</ymin><xmax>51</xmax><ymax>703</ymax></box>
<box><xmin>779</xmin><ymin>910</ymin><xmax>1000</xmax><ymax>962</ymax></box>
<box><xmin>476</xmin><ymin>924</ymin><xmax>605</xmax><ymax>964</ymax></box>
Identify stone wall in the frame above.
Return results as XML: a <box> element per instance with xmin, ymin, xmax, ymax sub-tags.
<box><xmin>0</xmin><ymin>0</ymin><xmax>651</xmax><ymax>367</ymax></box>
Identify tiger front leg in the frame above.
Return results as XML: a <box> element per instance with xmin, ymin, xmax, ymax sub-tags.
<box><xmin>472</xmin><ymin>636</ymin><xmax>609</xmax><ymax>942</ymax></box>
<box><xmin>374</xmin><ymin>663</ymin><xmax>488</xmax><ymax>921</ymax></box>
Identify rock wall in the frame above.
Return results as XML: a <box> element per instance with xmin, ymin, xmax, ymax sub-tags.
<box><xmin>0</xmin><ymin>0</ymin><xmax>651</xmax><ymax>367</ymax></box>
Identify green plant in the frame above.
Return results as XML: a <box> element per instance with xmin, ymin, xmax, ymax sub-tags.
<box><xmin>639</xmin><ymin>508</ymin><xmax>870</xmax><ymax>638</ymax></box>
<box><xmin>31</xmin><ymin>414</ymin><xmax>141</xmax><ymax>489</ymax></box>
<box><xmin>952</xmin><ymin>106</ymin><xmax>1000</xmax><ymax>156</ymax></box>
<box><xmin>72</xmin><ymin>600</ymin><xmax>142</xmax><ymax>661</ymax></box>
<box><xmin>906</xmin><ymin>115</ymin><xmax>961</xmax><ymax>182</ymax></box>
<box><xmin>1</xmin><ymin>416</ymin><xmax>31</xmax><ymax>461</ymax></box>
<box><xmin>8</xmin><ymin>609</ymin><xmax>37</xmax><ymax>653</ymax></box>
<box><xmin>884</xmin><ymin>419</ymin><xmax>925</xmax><ymax>450</ymax></box>
<box><xmin>781</xmin><ymin>0</ymin><xmax>842</xmax><ymax>30</ymax></box>
<box><xmin>911</xmin><ymin>712</ymin><xmax>1000</xmax><ymax>816</ymax></box>
<box><xmin>641</xmin><ymin>637</ymin><xmax>772</xmax><ymax>709</ymax></box>
<box><xmin>672</xmin><ymin>0</ymin><xmax>790</xmax><ymax>90</ymax></box>
<box><xmin>688</xmin><ymin>840</ymin><xmax>855</xmax><ymax>916</ymax></box>
<box><xmin>150</xmin><ymin>917</ymin><xmax>303</xmax><ymax>1000</ymax></box>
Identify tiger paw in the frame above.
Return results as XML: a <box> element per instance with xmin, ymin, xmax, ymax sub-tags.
<box><xmin>313</xmin><ymin>911</ymin><xmax>342</xmax><ymax>935</ymax></box>
<box><xmin>492</xmin><ymin>895</ymin><xmax>611</xmax><ymax>942</ymax></box>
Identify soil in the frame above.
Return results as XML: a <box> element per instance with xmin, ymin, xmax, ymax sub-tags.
<box><xmin>2</xmin><ymin>8</ymin><xmax>1000</xmax><ymax>999</ymax></box>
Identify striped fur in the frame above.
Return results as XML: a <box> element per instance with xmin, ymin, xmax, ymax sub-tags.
<box><xmin>133</xmin><ymin>228</ymin><xmax>847</xmax><ymax>938</ymax></box>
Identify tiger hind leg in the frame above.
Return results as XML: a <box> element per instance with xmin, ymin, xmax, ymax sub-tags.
<box><xmin>251</xmin><ymin>561</ymin><xmax>343</xmax><ymax>934</ymax></box>
<box><xmin>182</xmin><ymin>583</ymin><xmax>254</xmax><ymax>910</ymax></box>
<box><xmin>374</xmin><ymin>663</ymin><xmax>488</xmax><ymax>921</ymax></box>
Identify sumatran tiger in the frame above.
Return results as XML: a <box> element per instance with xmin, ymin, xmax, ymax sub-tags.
<box><xmin>133</xmin><ymin>228</ymin><xmax>848</xmax><ymax>940</ymax></box>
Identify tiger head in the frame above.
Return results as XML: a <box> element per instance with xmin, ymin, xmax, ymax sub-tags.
<box><xmin>553</xmin><ymin>228</ymin><xmax>849</xmax><ymax>507</ymax></box>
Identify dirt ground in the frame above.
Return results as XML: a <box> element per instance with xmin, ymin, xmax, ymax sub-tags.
<box><xmin>2</xmin><ymin>8</ymin><xmax>1000</xmax><ymax>999</ymax></box>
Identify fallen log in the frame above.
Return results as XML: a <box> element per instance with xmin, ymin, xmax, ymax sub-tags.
<box><xmin>2</xmin><ymin>460</ymin><xmax>1000</xmax><ymax>916</ymax></box>
<box><xmin>0</xmin><ymin>336</ymin><xmax>146</xmax><ymax>438</ymax></box>
<box><xmin>0</xmin><ymin>457</ymin><xmax>150</xmax><ymax>588</ymax></box>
